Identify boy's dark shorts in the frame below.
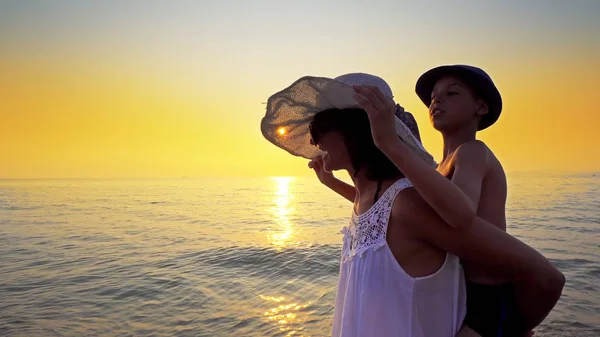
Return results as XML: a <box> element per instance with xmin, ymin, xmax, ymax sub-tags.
<box><xmin>464</xmin><ymin>281</ymin><xmax>524</xmax><ymax>337</ymax></box>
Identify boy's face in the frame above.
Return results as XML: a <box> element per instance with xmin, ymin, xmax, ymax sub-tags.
<box><xmin>429</xmin><ymin>75</ymin><xmax>487</xmax><ymax>132</ymax></box>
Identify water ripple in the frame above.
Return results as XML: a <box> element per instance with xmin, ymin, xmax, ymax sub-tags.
<box><xmin>0</xmin><ymin>175</ymin><xmax>598</xmax><ymax>336</ymax></box>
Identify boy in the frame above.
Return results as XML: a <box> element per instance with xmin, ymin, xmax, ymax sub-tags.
<box><xmin>415</xmin><ymin>65</ymin><xmax>512</xmax><ymax>337</ymax></box>
<box><xmin>351</xmin><ymin>65</ymin><xmax>532</xmax><ymax>337</ymax></box>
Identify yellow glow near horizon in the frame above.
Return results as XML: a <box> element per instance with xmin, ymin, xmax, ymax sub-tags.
<box><xmin>1</xmin><ymin>2</ymin><xmax>599</xmax><ymax>178</ymax></box>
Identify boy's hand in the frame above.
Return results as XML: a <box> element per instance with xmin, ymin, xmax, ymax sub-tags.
<box><xmin>308</xmin><ymin>156</ymin><xmax>336</xmax><ymax>186</ymax></box>
<box><xmin>352</xmin><ymin>85</ymin><xmax>398</xmax><ymax>150</ymax></box>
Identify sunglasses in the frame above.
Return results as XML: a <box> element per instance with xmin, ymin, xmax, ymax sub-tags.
<box><xmin>308</xmin><ymin>120</ymin><xmax>333</xmax><ymax>145</ymax></box>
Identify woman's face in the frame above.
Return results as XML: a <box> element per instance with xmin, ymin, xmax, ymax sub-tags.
<box><xmin>311</xmin><ymin>130</ymin><xmax>351</xmax><ymax>173</ymax></box>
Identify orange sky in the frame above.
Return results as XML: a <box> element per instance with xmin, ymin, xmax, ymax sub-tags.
<box><xmin>1</xmin><ymin>1</ymin><xmax>599</xmax><ymax>178</ymax></box>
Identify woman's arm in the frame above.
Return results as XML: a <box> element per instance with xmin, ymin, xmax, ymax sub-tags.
<box><xmin>325</xmin><ymin>178</ymin><xmax>355</xmax><ymax>203</ymax></box>
<box><xmin>309</xmin><ymin>156</ymin><xmax>355</xmax><ymax>202</ymax></box>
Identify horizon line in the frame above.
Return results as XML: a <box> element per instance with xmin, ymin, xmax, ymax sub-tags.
<box><xmin>0</xmin><ymin>169</ymin><xmax>598</xmax><ymax>181</ymax></box>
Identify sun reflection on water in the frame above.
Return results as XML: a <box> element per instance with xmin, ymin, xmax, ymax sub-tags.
<box><xmin>267</xmin><ymin>177</ymin><xmax>296</xmax><ymax>248</ymax></box>
<box><xmin>259</xmin><ymin>294</ymin><xmax>312</xmax><ymax>337</ymax></box>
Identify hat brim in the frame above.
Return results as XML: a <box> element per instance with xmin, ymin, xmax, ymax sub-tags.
<box><xmin>415</xmin><ymin>65</ymin><xmax>502</xmax><ymax>130</ymax></box>
<box><xmin>261</xmin><ymin>76</ymin><xmax>436</xmax><ymax>166</ymax></box>
<box><xmin>261</xmin><ymin>76</ymin><xmax>360</xmax><ymax>160</ymax></box>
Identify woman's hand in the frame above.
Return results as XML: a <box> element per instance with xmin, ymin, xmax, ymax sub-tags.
<box><xmin>308</xmin><ymin>155</ymin><xmax>336</xmax><ymax>186</ymax></box>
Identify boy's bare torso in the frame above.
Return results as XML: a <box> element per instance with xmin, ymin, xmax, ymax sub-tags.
<box><xmin>436</xmin><ymin>140</ymin><xmax>509</xmax><ymax>284</ymax></box>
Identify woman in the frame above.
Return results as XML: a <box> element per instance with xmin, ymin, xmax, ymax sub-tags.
<box><xmin>260</xmin><ymin>73</ymin><xmax>564</xmax><ymax>336</ymax></box>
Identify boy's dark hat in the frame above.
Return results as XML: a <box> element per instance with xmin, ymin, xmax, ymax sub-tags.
<box><xmin>415</xmin><ymin>64</ymin><xmax>502</xmax><ymax>130</ymax></box>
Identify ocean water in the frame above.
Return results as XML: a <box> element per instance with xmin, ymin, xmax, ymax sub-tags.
<box><xmin>0</xmin><ymin>172</ymin><xmax>598</xmax><ymax>337</ymax></box>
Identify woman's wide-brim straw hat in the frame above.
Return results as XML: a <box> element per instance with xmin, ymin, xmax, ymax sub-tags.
<box><xmin>260</xmin><ymin>73</ymin><xmax>436</xmax><ymax>167</ymax></box>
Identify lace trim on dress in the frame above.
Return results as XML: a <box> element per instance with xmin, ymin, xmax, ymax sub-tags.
<box><xmin>341</xmin><ymin>178</ymin><xmax>412</xmax><ymax>262</ymax></box>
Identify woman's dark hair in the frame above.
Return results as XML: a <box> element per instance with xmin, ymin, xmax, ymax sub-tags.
<box><xmin>309</xmin><ymin>108</ymin><xmax>405</xmax><ymax>181</ymax></box>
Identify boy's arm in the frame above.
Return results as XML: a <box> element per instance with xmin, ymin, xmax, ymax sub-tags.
<box><xmin>395</xmin><ymin>193</ymin><xmax>565</xmax><ymax>332</ymax></box>
<box><xmin>379</xmin><ymin>136</ymin><xmax>479</xmax><ymax>228</ymax></box>
<box><xmin>448</xmin><ymin>140</ymin><xmax>489</xmax><ymax>209</ymax></box>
